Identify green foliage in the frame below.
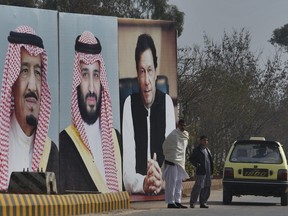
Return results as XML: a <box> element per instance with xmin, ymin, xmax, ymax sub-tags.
<box><xmin>185</xmin><ymin>161</ymin><xmax>195</xmax><ymax>179</ymax></box>
<box><xmin>135</xmin><ymin>0</ymin><xmax>184</xmax><ymax>37</ymax></box>
<box><xmin>269</xmin><ymin>24</ymin><xmax>288</xmax><ymax>52</ymax></box>
<box><xmin>37</xmin><ymin>0</ymin><xmax>57</xmax><ymax>10</ymax></box>
<box><xmin>1</xmin><ymin>0</ymin><xmax>184</xmax><ymax>37</ymax></box>
<box><xmin>0</xmin><ymin>0</ymin><xmax>35</xmax><ymax>7</ymax></box>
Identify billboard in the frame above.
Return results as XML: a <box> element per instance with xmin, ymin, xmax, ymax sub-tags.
<box><xmin>0</xmin><ymin>5</ymin><xmax>58</xmax><ymax>191</ymax></box>
<box><xmin>58</xmin><ymin>12</ymin><xmax>122</xmax><ymax>193</ymax></box>
<box><xmin>118</xmin><ymin>18</ymin><xmax>177</xmax><ymax>196</ymax></box>
<box><xmin>0</xmin><ymin>5</ymin><xmax>177</xmax><ymax>196</ymax></box>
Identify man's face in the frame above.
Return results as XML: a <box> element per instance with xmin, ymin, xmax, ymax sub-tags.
<box><xmin>78</xmin><ymin>61</ymin><xmax>101</xmax><ymax>125</ymax></box>
<box><xmin>178</xmin><ymin>122</ymin><xmax>186</xmax><ymax>132</ymax></box>
<box><xmin>137</xmin><ymin>49</ymin><xmax>157</xmax><ymax>109</ymax></box>
<box><xmin>200</xmin><ymin>138</ymin><xmax>209</xmax><ymax>147</ymax></box>
<box><xmin>12</xmin><ymin>48</ymin><xmax>42</xmax><ymax>136</ymax></box>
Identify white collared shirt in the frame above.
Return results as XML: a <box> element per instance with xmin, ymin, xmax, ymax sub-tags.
<box><xmin>122</xmin><ymin>94</ymin><xmax>176</xmax><ymax>193</ymax></box>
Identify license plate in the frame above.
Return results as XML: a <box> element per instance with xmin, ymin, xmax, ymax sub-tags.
<box><xmin>243</xmin><ymin>168</ymin><xmax>268</xmax><ymax>177</ymax></box>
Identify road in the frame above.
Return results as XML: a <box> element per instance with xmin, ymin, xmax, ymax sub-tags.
<box><xmin>88</xmin><ymin>190</ymin><xmax>287</xmax><ymax>216</ymax></box>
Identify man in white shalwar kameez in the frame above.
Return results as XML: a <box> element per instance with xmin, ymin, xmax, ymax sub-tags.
<box><xmin>162</xmin><ymin>119</ymin><xmax>189</xmax><ymax>208</ymax></box>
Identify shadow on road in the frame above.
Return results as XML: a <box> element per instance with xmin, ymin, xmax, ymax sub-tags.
<box><xmin>181</xmin><ymin>200</ymin><xmax>279</xmax><ymax>207</ymax></box>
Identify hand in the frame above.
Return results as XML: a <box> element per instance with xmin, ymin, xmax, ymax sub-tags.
<box><xmin>143</xmin><ymin>153</ymin><xmax>163</xmax><ymax>194</ymax></box>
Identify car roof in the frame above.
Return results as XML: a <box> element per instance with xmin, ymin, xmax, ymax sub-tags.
<box><xmin>233</xmin><ymin>140</ymin><xmax>281</xmax><ymax>146</ymax></box>
<box><xmin>249</xmin><ymin>137</ymin><xmax>265</xmax><ymax>141</ymax></box>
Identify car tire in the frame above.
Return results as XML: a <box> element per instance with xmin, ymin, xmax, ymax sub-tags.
<box><xmin>223</xmin><ymin>190</ymin><xmax>232</xmax><ymax>205</ymax></box>
<box><xmin>281</xmin><ymin>193</ymin><xmax>288</xmax><ymax>206</ymax></box>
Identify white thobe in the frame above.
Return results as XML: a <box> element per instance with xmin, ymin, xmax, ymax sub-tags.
<box><xmin>84</xmin><ymin>118</ymin><xmax>105</xmax><ymax>179</ymax></box>
<box><xmin>8</xmin><ymin>113</ymin><xmax>34</xmax><ymax>182</ymax></box>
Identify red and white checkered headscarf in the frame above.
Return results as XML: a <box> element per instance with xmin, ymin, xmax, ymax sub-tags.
<box><xmin>72</xmin><ymin>31</ymin><xmax>119</xmax><ymax>192</ymax></box>
<box><xmin>0</xmin><ymin>26</ymin><xmax>51</xmax><ymax>190</ymax></box>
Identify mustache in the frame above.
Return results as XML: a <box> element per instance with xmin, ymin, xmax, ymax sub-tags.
<box><xmin>85</xmin><ymin>92</ymin><xmax>97</xmax><ymax>100</ymax></box>
<box><xmin>24</xmin><ymin>92</ymin><xmax>38</xmax><ymax>101</ymax></box>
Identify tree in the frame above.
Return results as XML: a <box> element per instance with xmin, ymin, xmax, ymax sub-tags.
<box><xmin>269</xmin><ymin>24</ymin><xmax>288</xmax><ymax>52</ymax></box>
<box><xmin>37</xmin><ymin>0</ymin><xmax>57</xmax><ymax>10</ymax></box>
<box><xmin>57</xmin><ymin>0</ymin><xmax>185</xmax><ymax>36</ymax></box>
<box><xmin>178</xmin><ymin>28</ymin><xmax>288</xmax><ymax>174</ymax></box>
<box><xmin>0</xmin><ymin>0</ymin><xmax>35</xmax><ymax>7</ymax></box>
<box><xmin>132</xmin><ymin>0</ymin><xmax>184</xmax><ymax>37</ymax></box>
<box><xmin>1</xmin><ymin>0</ymin><xmax>184</xmax><ymax>37</ymax></box>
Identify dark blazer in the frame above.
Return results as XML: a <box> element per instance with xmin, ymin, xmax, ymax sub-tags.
<box><xmin>59</xmin><ymin>129</ymin><xmax>98</xmax><ymax>193</ymax></box>
<box><xmin>47</xmin><ymin>141</ymin><xmax>59</xmax><ymax>187</ymax></box>
<box><xmin>189</xmin><ymin>145</ymin><xmax>214</xmax><ymax>175</ymax></box>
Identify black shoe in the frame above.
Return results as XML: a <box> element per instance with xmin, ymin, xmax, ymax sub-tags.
<box><xmin>200</xmin><ymin>204</ymin><xmax>209</xmax><ymax>208</ymax></box>
<box><xmin>175</xmin><ymin>202</ymin><xmax>188</xmax><ymax>208</ymax></box>
<box><xmin>190</xmin><ymin>204</ymin><xmax>195</xmax><ymax>208</ymax></box>
<box><xmin>167</xmin><ymin>203</ymin><xmax>180</xmax><ymax>208</ymax></box>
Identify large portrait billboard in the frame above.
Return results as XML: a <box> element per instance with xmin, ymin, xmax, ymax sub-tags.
<box><xmin>118</xmin><ymin>18</ymin><xmax>178</xmax><ymax>196</ymax></box>
<box><xmin>0</xmin><ymin>5</ymin><xmax>178</xmax><ymax>196</ymax></box>
<box><xmin>0</xmin><ymin>5</ymin><xmax>58</xmax><ymax>191</ymax></box>
<box><xmin>58</xmin><ymin>13</ymin><xmax>122</xmax><ymax>193</ymax></box>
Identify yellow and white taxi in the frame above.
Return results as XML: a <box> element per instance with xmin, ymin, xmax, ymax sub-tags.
<box><xmin>222</xmin><ymin>137</ymin><xmax>288</xmax><ymax>206</ymax></box>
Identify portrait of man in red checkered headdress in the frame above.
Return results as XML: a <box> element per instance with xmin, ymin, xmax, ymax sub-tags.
<box><xmin>0</xmin><ymin>26</ymin><xmax>59</xmax><ymax>191</ymax></box>
<box><xmin>59</xmin><ymin>31</ymin><xmax>122</xmax><ymax>194</ymax></box>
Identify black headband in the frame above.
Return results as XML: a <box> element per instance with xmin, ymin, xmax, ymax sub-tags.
<box><xmin>74</xmin><ymin>35</ymin><xmax>102</xmax><ymax>54</ymax></box>
<box><xmin>8</xmin><ymin>31</ymin><xmax>44</xmax><ymax>48</ymax></box>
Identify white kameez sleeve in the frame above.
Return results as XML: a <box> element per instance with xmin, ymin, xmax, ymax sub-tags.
<box><xmin>122</xmin><ymin>96</ymin><xmax>145</xmax><ymax>193</ymax></box>
<box><xmin>165</xmin><ymin>94</ymin><xmax>176</xmax><ymax>137</ymax></box>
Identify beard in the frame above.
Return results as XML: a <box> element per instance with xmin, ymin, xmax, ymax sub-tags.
<box><xmin>24</xmin><ymin>92</ymin><xmax>39</xmax><ymax>127</ymax></box>
<box><xmin>77</xmin><ymin>86</ymin><xmax>101</xmax><ymax>125</ymax></box>
<box><xmin>26</xmin><ymin>114</ymin><xmax>38</xmax><ymax>127</ymax></box>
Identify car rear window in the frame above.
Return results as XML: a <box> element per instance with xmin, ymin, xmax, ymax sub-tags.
<box><xmin>229</xmin><ymin>142</ymin><xmax>282</xmax><ymax>164</ymax></box>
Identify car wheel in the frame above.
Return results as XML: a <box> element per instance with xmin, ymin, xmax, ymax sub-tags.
<box><xmin>223</xmin><ymin>190</ymin><xmax>232</xmax><ymax>204</ymax></box>
<box><xmin>281</xmin><ymin>193</ymin><xmax>288</xmax><ymax>206</ymax></box>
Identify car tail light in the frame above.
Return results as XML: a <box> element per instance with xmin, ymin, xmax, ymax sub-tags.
<box><xmin>223</xmin><ymin>167</ymin><xmax>234</xmax><ymax>179</ymax></box>
<box><xmin>277</xmin><ymin>169</ymin><xmax>288</xmax><ymax>181</ymax></box>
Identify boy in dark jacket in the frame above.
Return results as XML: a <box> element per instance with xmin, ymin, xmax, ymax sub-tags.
<box><xmin>189</xmin><ymin>135</ymin><xmax>213</xmax><ymax>208</ymax></box>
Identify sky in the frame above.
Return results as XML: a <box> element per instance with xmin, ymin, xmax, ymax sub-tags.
<box><xmin>168</xmin><ymin>0</ymin><xmax>288</xmax><ymax>64</ymax></box>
